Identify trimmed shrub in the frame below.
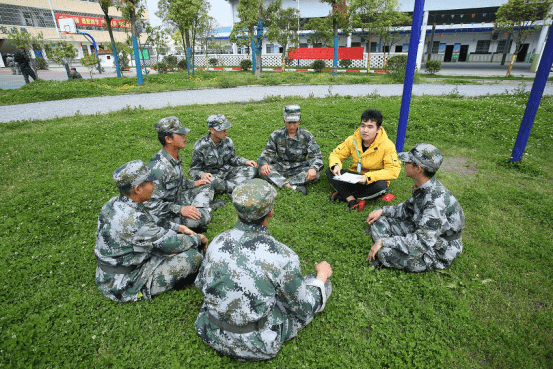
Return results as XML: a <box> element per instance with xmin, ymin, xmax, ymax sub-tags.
<box><xmin>339</xmin><ymin>59</ymin><xmax>352</xmax><ymax>68</ymax></box>
<box><xmin>240</xmin><ymin>59</ymin><xmax>253</xmax><ymax>71</ymax></box>
<box><xmin>208</xmin><ymin>58</ymin><xmax>218</xmax><ymax>67</ymax></box>
<box><xmin>162</xmin><ymin>55</ymin><xmax>177</xmax><ymax>68</ymax></box>
<box><xmin>425</xmin><ymin>60</ymin><xmax>441</xmax><ymax>74</ymax></box>
<box><xmin>177</xmin><ymin>58</ymin><xmax>187</xmax><ymax>70</ymax></box>
<box><xmin>156</xmin><ymin>62</ymin><xmax>167</xmax><ymax>74</ymax></box>
<box><xmin>34</xmin><ymin>57</ymin><xmax>48</xmax><ymax>70</ymax></box>
<box><xmin>312</xmin><ymin>59</ymin><xmax>325</xmax><ymax>72</ymax></box>
<box><xmin>386</xmin><ymin>54</ymin><xmax>407</xmax><ymax>74</ymax></box>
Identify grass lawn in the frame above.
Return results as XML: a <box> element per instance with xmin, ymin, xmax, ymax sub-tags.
<box><xmin>1</xmin><ymin>92</ymin><xmax>552</xmax><ymax>367</ymax></box>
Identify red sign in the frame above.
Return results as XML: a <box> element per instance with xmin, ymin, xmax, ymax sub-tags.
<box><xmin>288</xmin><ymin>47</ymin><xmax>364</xmax><ymax>60</ymax></box>
<box><xmin>55</xmin><ymin>14</ymin><xmax>131</xmax><ymax>29</ymax></box>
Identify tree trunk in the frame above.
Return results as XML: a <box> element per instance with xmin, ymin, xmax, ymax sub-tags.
<box><xmin>506</xmin><ymin>53</ymin><xmax>517</xmax><ymax>77</ymax></box>
<box><xmin>366</xmin><ymin>40</ymin><xmax>371</xmax><ymax>73</ymax></box>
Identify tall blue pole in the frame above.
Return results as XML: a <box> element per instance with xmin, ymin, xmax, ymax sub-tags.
<box><xmin>395</xmin><ymin>0</ymin><xmax>425</xmax><ymax>152</ymax></box>
<box><xmin>186</xmin><ymin>46</ymin><xmax>191</xmax><ymax>75</ymax></box>
<box><xmin>510</xmin><ymin>26</ymin><xmax>553</xmax><ymax>163</ymax></box>
<box><xmin>333</xmin><ymin>34</ymin><xmax>338</xmax><ymax>76</ymax></box>
<box><xmin>251</xmin><ymin>39</ymin><xmax>256</xmax><ymax>75</ymax></box>
<box><xmin>112</xmin><ymin>43</ymin><xmax>121</xmax><ymax>78</ymax></box>
<box><xmin>132</xmin><ymin>35</ymin><xmax>143</xmax><ymax>85</ymax></box>
<box><xmin>257</xmin><ymin>19</ymin><xmax>264</xmax><ymax>72</ymax></box>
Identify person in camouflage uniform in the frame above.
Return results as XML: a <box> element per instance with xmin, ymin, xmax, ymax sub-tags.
<box><xmin>189</xmin><ymin>114</ymin><xmax>258</xmax><ymax>194</ymax></box>
<box><xmin>13</xmin><ymin>48</ymin><xmax>37</xmax><ymax>84</ymax></box>
<box><xmin>366</xmin><ymin>144</ymin><xmax>465</xmax><ymax>272</ymax></box>
<box><xmin>144</xmin><ymin>116</ymin><xmax>219</xmax><ymax>234</ymax></box>
<box><xmin>95</xmin><ymin>160</ymin><xmax>208</xmax><ymax>303</ymax></box>
<box><xmin>257</xmin><ymin>105</ymin><xmax>324</xmax><ymax>195</ymax></box>
<box><xmin>195</xmin><ymin>179</ymin><xmax>333</xmax><ymax>361</ymax></box>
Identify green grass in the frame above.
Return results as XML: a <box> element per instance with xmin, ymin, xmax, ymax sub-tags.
<box><xmin>1</xmin><ymin>93</ymin><xmax>552</xmax><ymax>367</ymax></box>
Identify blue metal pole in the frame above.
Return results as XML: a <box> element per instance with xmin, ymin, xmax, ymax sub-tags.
<box><xmin>78</xmin><ymin>32</ymin><xmax>102</xmax><ymax>74</ymax></box>
<box><xmin>251</xmin><ymin>39</ymin><xmax>256</xmax><ymax>75</ymax></box>
<box><xmin>510</xmin><ymin>26</ymin><xmax>553</xmax><ymax>163</ymax></box>
<box><xmin>395</xmin><ymin>0</ymin><xmax>425</xmax><ymax>152</ymax></box>
<box><xmin>132</xmin><ymin>35</ymin><xmax>143</xmax><ymax>85</ymax></box>
<box><xmin>112</xmin><ymin>43</ymin><xmax>121</xmax><ymax>78</ymax></box>
<box><xmin>257</xmin><ymin>19</ymin><xmax>264</xmax><ymax>72</ymax></box>
<box><xmin>333</xmin><ymin>34</ymin><xmax>338</xmax><ymax>76</ymax></box>
<box><xmin>186</xmin><ymin>46</ymin><xmax>191</xmax><ymax>75</ymax></box>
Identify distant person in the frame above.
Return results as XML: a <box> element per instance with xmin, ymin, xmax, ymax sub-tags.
<box><xmin>6</xmin><ymin>54</ymin><xmax>18</xmax><ymax>75</ymax></box>
<box><xmin>195</xmin><ymin>179</ymin><xmax>332</xmax><ymax>361</ymax></box>
<box><xmin>13</xmin><ymin>48</ymin><xmax>38</xmax><ymax>84</ymax></box>
<box><xmin>327</xmin><ymin>108</ymin><xmax>401</xmax><ymax>211</ymax></box>
<box><xmin>189</xmin><ymin>114</ymin><xmax>257</xmax><ymax>194</ymax></box>
<box><xmin>69</xmin><ymin>67</ymin><xmax>82</xmax><ymax>79</ymax></box>
<box><xmin>144</xmin><ymin>116</ymin><xmax>222</xmax><ymax>234</ymax></box>
<box><xmin>366</xmin><ymin>144</ymin><xmax>465</xmax><ymax>272</ymax></box>
<box><xmin>95</xmin><ymin>160</ymin><xmax>208</xmax><ymax>303</ymax></box>
<box><xmin>257</xmin><ymin>105</ymin><xmax>324</xmax><ymax>195</ymax></box>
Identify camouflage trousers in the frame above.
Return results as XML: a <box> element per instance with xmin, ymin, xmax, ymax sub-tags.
<box><xmin>210</xmin><ymin>165</ymin><xmax>257</xmax><ymax>194</ymax></box>
<box><xmin>21</xmin><ymin>67</ymin><xmax>37</xmax><ymax>84</ymax></box>
<box><xmin>259</xmin><ymin>162</ymin><xmax>320</xmax><ymax>189</ymax></box>
<box><xmin>175</xmin><ymin>184</ymin><xmax>214</xmax><ymax>228</ymax></box>
<box><xmin>145</xmin><ymin>249</ymin><xmax>203</xmax><ymax>300</ymax></box>
<box><xmin>370</xmin><ymin>216</ymin><xmax>432</xmax><ymax>272</ymax></box>
<box><xmin>195</xmin><ymin>276</ymin><xmax>331</xmax><ymax>361</ymax></box>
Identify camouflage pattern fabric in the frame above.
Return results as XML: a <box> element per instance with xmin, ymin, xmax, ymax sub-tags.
<box><xmin>189</xmin><ymin>133</ymin><xmax>256</xmax><ymax>193</ymax></box>
<box><xmin>370</xmin><ymin>176</ymin><xmax>465</xmax><ymax>272</ymax></box>
<box><xmin>232</xmin><ymin>178</ymin><xmax>277</xmax><ymax>221</ymax></box>
<box><xmin>144</xmin><ymin>148</ymin><xmax>213</xmax><ymax>231</ymax></box>
<box><xmin>257</xmin><ymin>127</ymin><xmax>324</xmax><ymax>188</ymax></box>
<box><xmin>95</xmin><ymin>195</ymin><xmax>203</xmax><ymax>302</ymax></box>
<box><xmin>398</xmin><ymin>143</ymin><xmax>443</xmax><ymax>172</ymax></box>
<box><xmin>13</xmin><ymin>50</ymin><xmax>37</xmax><ymax>84</ymax></box>
<box><xmin>195</xmin><ymin>221</ymin><xmax>331</xmax><ymax>361</ymax></box>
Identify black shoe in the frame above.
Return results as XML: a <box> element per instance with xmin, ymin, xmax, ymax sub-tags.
<box><xmin>190</xmin><ymin>225</ymin><xmax>207</xmax><ymax>234</ymax></box>
<box><xmin>348</xmin><ymin>199</ymin><xmax>358</xmax><ymax>212</ymax></box>
<box><xmin>296</xmin><ymin>185</ymin><xmax>307</xmax><ymax>195</ymax></box>
<box><xmin>210</xmin><ymin>200</ymin><xmax>226</xmax><ymax>211</ymax></box>
<box><xmin>330</xmin><ymin>191</ymin><xmax>341</xmax><ymax>201</ymax></box>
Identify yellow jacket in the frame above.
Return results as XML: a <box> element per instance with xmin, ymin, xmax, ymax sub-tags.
<box><xmin>328</xmin><ymin>127</ymin><xmax>401</xmax><ymax>185</ymax></box>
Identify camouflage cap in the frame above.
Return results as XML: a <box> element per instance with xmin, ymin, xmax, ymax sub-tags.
<box><xmin>112</xmin><ymin>160</ymin><xmax>156</xmax><ymax>192</ymax></box>
<box><xmin>283</xmin><ymin>105</ymin><xmax>301</xmax><ymax>123</ymax></box>
<box><xmin>207</xmin><ymin>114</ymin><xmax>232</xmax><ymax>131</ymax></box>
<box><xmin>232</xmin><ymin>179</ymin><xmax>277</xmax><ymax>222</ymax></box>
<box><xmin>398</xmin><ymin>143</ymin><xmax>443</xmax><ymax>172</ymax></box>
<box><xmin>155</xmin><ymin>116</ymin><xmax>190</xmax><ymax>135</ymax></box>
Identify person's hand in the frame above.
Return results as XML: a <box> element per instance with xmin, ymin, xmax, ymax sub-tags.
<box><xmin>315</xmin><ymin>261</ymin><xmax>333</xmax><ymax>283</ymax></box>
<box><xmin>178</xmin><ymin>225</ymin><xmax>195</xmax><ymax>235</ymax></box>
<box><xmin>332</xmin><ymin>164</ymin><xmax>341</xmax><ymax>176</ymax></box>
<box><xmin>246</xmin><ymin>160</ymin><xmax>258</xmax><ymax>168</ymax></box>
<box><xmin>366</xmin><ymin>240</ymin><xmax>383</xmax><ymax>262</ymax></box>
<box><xmin>200</xmin><ymin>173</ymin><xmax>212</xmax><ymax>183</ymax></box>
<box><xmin>358</xmin><ymin>175</ymin><xmax>367</xmax><ymax>184</ymax></box>
<box><xmin>366</xmin><ymin>209</ymin><xmax>382</xmax><ymax>225</ymax></box>
<box><xmin>305</xmin><ymin>168</ymin><xmax>317</xmax><ymax>181</ymax></box>
<box><xmin>194</xmin><ymin>178</ymin><xmax>210</xmax><ymax>187</ymax></box>
<box><xmin>260</xmin><ymin>164</ymin><xmax>271</xmax><ymax>176</ymax></box>
<box><xmin>199</xmin><ymin>234</ymin><xmax>209</xmax><ymax>251</ymax></box>
<box><xmin>180</xmin><ymin>205</ymin><xmax>201</xmax><ymax>220</ymax></box>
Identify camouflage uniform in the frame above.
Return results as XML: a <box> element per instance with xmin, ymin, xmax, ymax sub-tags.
<box><xmin>258</xmin><ymin>105</ymin><xmax>324</xmax><ymax>188</ymax></box>
<box><xmin>143</xmin><ymin>117</ymin><xmax>214</xmax><ymax>230</ymax></box>
<box><xmin>7</xmin><ymin>54</ymin><xmax>18</xmax><ymax>75</ymax></box>
<box><xmin>95</xmin><ymin>160</ymin><xmax>203</xmax><ymax>302</ymax></box>
<box><xmin>195</xmin><ymin>179</ymin><xmax>331</xmax><ymax>361</ymax></box>
<box><xmin>370</xmin><ymin>144</ymin><xmax>465</xmax><ymax>272</ymax></box>
<box><xmin>13</xmin><ymin>49</ymin><xmax>37</xmax><ymax>84</ymax></box>
<box><xmin>189</xmin><ymin>114</ymin><xmax>256</xmax><ymax>194</ymax></box>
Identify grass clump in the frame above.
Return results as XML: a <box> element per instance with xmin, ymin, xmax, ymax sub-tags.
<box><xmin>1</xmin><ymin>93</ymin><xmax>552</xmax><ymax>367</ymax></box>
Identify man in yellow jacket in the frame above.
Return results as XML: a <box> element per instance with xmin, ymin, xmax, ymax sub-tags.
<box><xmin>326</xmin><ymin>109</ymin><xmax>401</xmax><ymax>211</ymax></box>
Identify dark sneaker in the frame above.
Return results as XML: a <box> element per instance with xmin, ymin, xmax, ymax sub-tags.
<box><xmin>296</xmin><ymin>185</ymin><xmax>307</xmax><ymax>195</ymax></box>
<box><xmin>210</xmin><ymin>200</ymin><xmax>226</xmax><ymax>211</ymax></box>
<box><xmin>191</xmin><ymin>225</ymin><xmax>207</xmax><ymax>234</ymax></box>
<box><xmin>349</xmin><ymin>199</ymin><xmax>365</xmax><ymax>212</ymax></box>
<box><xmin>330</xmin><ymin>191</ymin><xmax>342</xmax><ymax>201</ymax></box>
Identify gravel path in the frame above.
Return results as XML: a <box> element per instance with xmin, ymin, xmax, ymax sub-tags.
<box><xmin>3</xmin><ymin>83</ymin><xmax>553</xmax><ymax>123</ymax></box>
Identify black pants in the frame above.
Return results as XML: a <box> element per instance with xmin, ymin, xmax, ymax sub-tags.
<box><xmin>325</xmin><ymin>167</ymin><xmax>388</xmax><ymax>200</ymax></box>
<box><xmin>21</xmin><ymin>67</ymin><xmax>37</xmax><ymax>84</ymax></box>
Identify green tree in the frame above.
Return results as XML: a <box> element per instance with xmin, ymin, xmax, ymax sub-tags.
<box><xmin>44</xmin><ymin>40</ymin><xmax>77</xmax><ymax>78</ymax></box>
<box><xmin>373</xmin><ymin>9</ymin><xmax>411</xmax><ymax>65</ymax></box>
<box><xmin>81</xmin><ymin>52</ymin><xmax>101</xmax><ymax>78</ymax></box>
<box><xmin>265</xmin><ymin>0</ymin><xmax>300</xmax><ymax>71</ymax></box>
<box><xmin>494</xmin><ymin>0</ymin><xmax>553</xmax><ymax>76</ymax></box>
<box><xmin>97</xmin><ymin>0</ymin><xmax>122</xmax><ymax>77</ymax></box>
<box><xmin>305</xmin><ymin>17</ymin><xmax>333</xmax><ymax>47</ymax></box>
<box><xmin>118</xmin><ymin>0</ymin><xmax>146</xmax><ymax>84</ymax></box>
<box><xmin>1</xmin><ymin>27</ymin><xmax>44</xmax><ymax>52</ymax></box>
<box><xmin>320</xmin><ymin>0</ymin><xmax>350</xmax><ymax>75</ymax></box>
<box><xmin>195</xmin><ymin>14</ymin><xmax>219</xmax><ymax>68</ymax></box>
<box><xmin>106</xmin><ymin>41</ymin><xmax>132</xmax><ymax>73</ymax></box>
<box><xmin>145</xmin><ymin>25</ymin><xmax>170</xmax><ymax>63</ymax></box>
<box><xmin>157</xmin><ymin>0</ymin><xmax>210</xmax><ymax>75</ymax></box>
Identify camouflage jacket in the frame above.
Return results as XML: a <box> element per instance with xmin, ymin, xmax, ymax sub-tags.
<box><xmin>189</xmin><ymin>134</ymin><xmax>248</xmax><ymax>179</ymax></box>
<box><xmin>380</xmin><ymin>176</ymin><xmax>465</xmax><ymax>267</ymax></box>
<box><xmin>144</xmin><ymin>148</ymin><xmax>195</xmax><ymax>231</ymax></box>
<box><xmin>95</xmin><ymin>195</ymin><xmax>201</xmax><ymax>302</ymax></box>
<box><xmin>257</xmin><ymin>127</ymin><xmax>324</xmax><ymax>171</ymax></box>
<box><xmin>195</xmin><ymin>221</ymin><xmax>327</xmax><ymax>360</ymax></box>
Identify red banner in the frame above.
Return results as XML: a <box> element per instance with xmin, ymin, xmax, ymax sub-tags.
<box><xmin>288</xmin><ymin>47</ymin><xmax>363</xmax><ymax>60</ymax></box>
<box><xmin>55</xmin><ymin>14</ymin><xmax>131</xmax><ymax>29</ymax></box>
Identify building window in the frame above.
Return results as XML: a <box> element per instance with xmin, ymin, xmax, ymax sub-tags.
<box><xmin>431</xmin><ymin>41</ymin><xmax>440</xmax><ymax>53</ymax></box>
<box><xmin>496</xmin><ymin>40</ymin><xmax>512</xmax><ymax>53</ymax></box>
<box><xmin>299</xmin><ymin>43</ymin><xmax>308</xmax><ymax>48</ymax></box>
<box><xmin>395</xmin><ymin>45</ymin><xmax>402</xmax><ymax>53</ymax></box>
<box><xmin>351</xmin><ymin>42</ymin><xmax>361</xmax><ymax>47</ymax></box>
<box><xmin>23</xmin><ymin>12</ymin><xmax>33</xmax><ymax>26</ymax></box>
<box><xmin>370</xmin><ymin>42</ymin><xmax>377</xmax><ymax>53</ymax></box>
<box><xmin>266</xmin><ymin>43</ymin><xmax>273</xmax><ymax>53</ymax></box>
<box><xmin>475</xmin><ymin>40</ymin><xmax>490</xmax><ymax>54</ymax></box>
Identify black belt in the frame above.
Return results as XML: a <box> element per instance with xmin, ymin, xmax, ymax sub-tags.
<box><xmin>208</xmin><ymin>313</ymin><xmax>268</xmax><ymax>334</ymax></box>
<box><xmin>97</xmin><ymin>259</ymin><xmax>136</xmax><ymax>275</ymax></box>
<box><xmin>442</xmin><ymin>233</ymin><xmax>461</xmax><ymax>241</ymax></box>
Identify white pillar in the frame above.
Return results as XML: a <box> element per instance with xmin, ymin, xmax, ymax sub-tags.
<box><xmin>416</xmin><ymin>10</ymin><xmax>429</xmax><ymax>71</ymax></box>
<box><xmin>0</xmin><ymin>52</ymin><xmax>5</xmax><ymax>68</ymax></box>
<box><xmin>531</xmin><ymin>19</ymin><xmax>551</xmax><ymax>72</ymax></box>
<box><xmin>232</xmin><ymin>43</ymin><xmax>238</xmax><ymax>54</ymax></box>
<box><xmin>347</xmin><ymin>35</ymin><xmax>352</xmax><ymax>47</ymax></box>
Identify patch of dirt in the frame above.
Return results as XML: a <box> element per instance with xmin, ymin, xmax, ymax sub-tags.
<box><xmin>440</xmin><ymin>156</ymin><xmax>478</xmax><ymax>177</ymax></box>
